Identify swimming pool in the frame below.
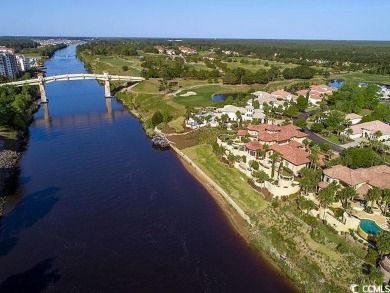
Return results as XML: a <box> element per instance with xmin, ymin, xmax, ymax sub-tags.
<box><xmin>359</xmin><ymin>219</ymin><xmax>383</xmax><ymax>235</ymax></box>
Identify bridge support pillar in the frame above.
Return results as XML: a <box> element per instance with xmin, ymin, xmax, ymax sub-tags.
<box><xmin>104</xmin><ymin>80</ymin><xmax>111</xmax><ymax>98</ymax></box>
<box><xmin>39</xmin><ymin>83</ymin><xmax>47</xmax><ymax>103</ymax></box>
<box><xmin>38</xmin><ymin>73</ymin><xmax>48</xmax><ymax>103</ymax></box>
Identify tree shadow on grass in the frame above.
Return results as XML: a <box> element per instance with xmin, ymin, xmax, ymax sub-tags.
<box><xmin>0</xmin><ymin>187</ymin><xmax>60</xmax><ymax>257</ymax></box>
<box><xmin>0</xmin><ymin>257</ymin><xmax>60</xmax><ymax>293</ymax></box>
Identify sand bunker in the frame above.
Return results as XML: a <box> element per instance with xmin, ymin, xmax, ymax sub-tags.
<box><xmin>180</xmin><ymin>91</ymin><xmax>197</xmax><ymax>97</ymax></box>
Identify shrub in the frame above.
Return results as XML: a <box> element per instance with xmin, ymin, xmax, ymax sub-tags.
<box><xmin>251</xmin><ymin>160</ymin><xmax>259</xmax><ymax>170</ymax></box>
<box><xmin>151</xmin><ymin>111</ymin><xmax>163</xmax><ymax>127</ymax></box>
<box><xmin>311</xmin><ymin>122</ymin><xmax>324</xmax><ymax>133</ymax></box>
<box><xmin>336</xmin><ymin>243</ymin><xmax>349</xmax><ymax>254</ymax></box>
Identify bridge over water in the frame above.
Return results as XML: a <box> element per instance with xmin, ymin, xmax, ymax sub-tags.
<box><xmin>0</xmin><ymin>71</ymin><xmax>144</xmax><ymax>102</ymax></box>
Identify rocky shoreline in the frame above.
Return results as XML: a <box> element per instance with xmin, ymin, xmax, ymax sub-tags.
<box><xmin>0</xmin><ymin>149</ymin><xmax>21</xmax><ymax>216</ymax></box>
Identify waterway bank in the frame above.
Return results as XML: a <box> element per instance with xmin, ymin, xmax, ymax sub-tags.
<box><xmin>171</xmin><ymin>145</ymin><xmax>299</xmax><ymax>289</ymax></box>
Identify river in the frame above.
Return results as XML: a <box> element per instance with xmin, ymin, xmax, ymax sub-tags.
<box><xmin>0</xmin><ymin>45</ymin><xmax>295</xmax><ymax>292</ymax></box>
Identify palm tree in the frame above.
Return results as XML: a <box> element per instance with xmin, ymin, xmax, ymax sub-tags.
<box><xmin>270</xmin><ymin>151</ymin><xmax>281</xmax><ymax>179</ymax></box>
<box><xmin>309</xmin><ymin>145</ymin><xmax>321</xmax><ymax>169</ymax></box>
<box><xmin>302</xmin><ymin>138</ymin><xmax>310</xmax><ymax>151</ymax></box>
<box><xmin>381</xmin><ymin>189</ymin><xmax>390</xmax><ymax>215</ymax></box>
<box><xmin>337</xmin><ymin>186</ymin><xmax>357</xmax><ymax>209</ymax></box>
<box><xmin>365</xmin><ymin>187</ymin><xmax>382</xmax><ymax>212</ymax></box>
<box><xmin>235</xmin><ymin>110</ymin><xmax>242</xmax><ymax>127</ymax></box>
<box><xmin>318</xmin><ymin>182</ymin><xmax>338</xmax><ymax>209</ymax></box>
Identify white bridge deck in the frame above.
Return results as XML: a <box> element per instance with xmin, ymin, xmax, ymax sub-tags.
<box><xmin>0</xmin><ymin>73</ymin><xmax>144</xmax><ymax>87</ymax></box>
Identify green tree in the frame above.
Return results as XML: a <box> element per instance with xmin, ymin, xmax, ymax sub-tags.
<box><xmin>251</xmin><ymin>160</ymin><xmax>259</xmax><ymax>171</ymax></box>
<box><xmin>366</xmin><ymin>187</ymin><xmax>382</xmax><ymax>212</ymax></box>
<box><xmin>382</xmin><ymin>189</ymin><xmax>390</xmax><ymax>215</ymax></box>
<box><xmin>295</xmin><ymin>118</ymin><xmax>307</xmax><ymax>129</ymax></box>
<box><xmin>318</xmin><ymin>182</ymin><xmax>338</xmax><ymax>209</ymax></box>
<box><xmin>285</xmin><ymin>104</ymin><xmax>299</xmax><ymax>118</ymax></box>
<box><xmin>151</xmin><ymin>111</ymin><xmax>163</xmax><ymax>127</ymax></box>
<box><xmin>377</xmin><ymin>231</ymin><xmax>390</xmax><ymax>257</ymax></box>
<box><xmin>122</xmin><ymin>65</ymin><xmax>129</xmax><ymax>71</ymax></box>
<box><xmin>365</xmin><ymin>248</ymin><xmax>379</xmax><ymax>266</ymax></box>
<box><xmin>368</xmin><ymin>266</ymin><xmax>384</xmax><ymax>284</ymax></box>
<box><xmin>270</xmin><ymin>151</ymin><xmax>281</xmax><ymax>178</ymax></box>
<box><xmin>296</xmin><ymin>95</ymin><xmax>308</xmax><ymax>111</ymax></box>
<box><xmin>297</xmin><ymin>197</ymin><xmax>316</xmax><ymax>214</ymax></box>
<box><xmin>255</xmin><ymin>170</ymin><xmax>269</xmax><ymax>187</ymax></box>
<box><xmin>343</xmin><ymin>147</ymin><xmax>383</xmax><ymax>169</ymax></box>
<box><xmin>310</xmin><ymin>123</ymin><xmax>324</xmax><ymax>133</ymax></box>
<box><xmin>337</xmin><ymin>186</ymin><xmax>357</xmax><ymax>209</ymax></box>
<box><xmin>325</xmin><ymin>110</ymin><xmax>346</xmax><ymax>136</ymax></box>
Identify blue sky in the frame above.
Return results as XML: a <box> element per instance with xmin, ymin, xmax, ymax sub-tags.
<box><xmin>1</xmin><ymin>0</ymin><xmax>390</xmax><ymax>40</ymax></box>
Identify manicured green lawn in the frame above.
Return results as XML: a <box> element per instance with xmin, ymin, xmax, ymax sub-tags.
<box><xmin>332</xmin><ymin>72</ymin><xmax>390</xmax><ymax>85</ymax></box>
<box><xmin>172</xmin><ymin>85</ymin><xmax>225</xmax><ymax>107</ymax></box>
<box><xmin>98</xmin><ymin>56</ymin><xmax>142</xmax><ymax>75</ymax></box>
<box><xmin>183</xmin><ymin>144</ymin><xmax>267</xmax><ymax>215</ymax></box>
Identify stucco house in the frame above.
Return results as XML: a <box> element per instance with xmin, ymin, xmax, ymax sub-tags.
<box><xmin>238</xmin><ymin>124</ymin><xmax>310</xmax><ymax>175</ymax></box>
<box><xmin>345</xmin><ymin>113</ymin><xmax>363</xmax><ymax>125</ymax></box>
<box><xmin>271</xmin><ymin>90</ymin><xmax>297</xmax><ymax>102</ymax></box>
<box><xmin>322</xmin><ymin>164</ymin><xmax>390</xmax><ymax>197</ymax></box>
<box><xmin>345</xmin><ymin>120</ymin><xmax>390</xmax><ymax>141</ymax></box>
<box><xmin>252</xmin><ymin>91</ymin><xmax>286</xmax><ymax>109</ymax></box>
<box><xmin>214</xmin><ymin>104</ymin><xmax>266</xmax><ymax>123</ymax></box>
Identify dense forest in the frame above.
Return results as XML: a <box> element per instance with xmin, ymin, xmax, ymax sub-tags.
<box><xmin>0</xmin><ymin>37</ymin><xmax>38</xmax><ymax>52</ymax></box>
<box><xmin>77</xmin><ymin>38</ymin><xmax>390</xmax><ymax>73</ymax></box>
<box><xmin>0</xmin><ymin>86</ymin><xmax>38</xmax><ymax>132</ymax></box>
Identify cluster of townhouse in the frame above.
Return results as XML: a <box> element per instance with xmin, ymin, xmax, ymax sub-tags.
<box><xmin>251</xmin><ymin>84</ymin><xmax>334</xmax><ymax>110</ymax></box>
<box><xmin>185</xmin><ymin>100</ymin><xmax>266</xmax><ymax>129</ymax></box>
<box><xmin>154</xmin><ymin>45</ymin><xmax>197</xmax><ymax>56</ymax></box>
<box><xmin>0</xmin><ymin>47</ymin><xmax>37</xmax><ymax>78</ymax></box>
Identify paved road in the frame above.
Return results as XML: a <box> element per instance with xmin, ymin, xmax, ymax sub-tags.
<box><xmin>295</xmin><ymin>110</ymin><xmax>345</xmax><ymax>153</ymax></box>
<box><xmin>303</xmin><ymin>128</ymin><xmax>345</xmax><ymax>153</ymax></box>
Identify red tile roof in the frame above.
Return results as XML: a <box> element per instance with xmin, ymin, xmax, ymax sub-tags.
<box><xmin>245</xmin><ymin>141</ymin><xmax>264</xmax><ymax>151</ymax></box>
<box><xmin>348</xmin><ymin>120</ymin><xmax>390</xmax><ymax>136</ymax></box>
<box><xmin>296</xmin><ymin>90</ymin><xmax>309</xmax><ymax>96</ymax></box>
<box><xmin>310</xmin><ymin>84</ymin><xmax>334</xmax><ymax>94</ymax></box>
<box><xmin>237</xmin><ymin>130</ymin><xmax>248</xmax><ymax>136</ymax></box>
<box><xmin>247</xmin><ymin>124</ymin><xmax>307</xmax><ymax>143</ymax></box>
<box><xmin>271</xmin><ymin>90</ymin><xmax>297</xmax><ymax>99</ymax></box>
<box><xmin>288</xmin><ymin>140</ymin><xmax>303</xmax><ymax>148</ymax></box>
<box><xmin>270</xmin><ymin>144</ymin><xmax>310</xmax><ymax>166</ymax></box>
<box><xmin>323</xmin><ymin>164</ymin><xmax>390</xmax><ymax>188</ymax></box>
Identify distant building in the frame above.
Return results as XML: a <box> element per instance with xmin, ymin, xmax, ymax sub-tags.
<box><xmin>166</xmin><ymin>49</ymin><xmax>176</xmax><ymax>56</ymax></box>
<box><xmin>154</xmin><ymin>46</ymin><xmax>165</xmax><ymax>54</ymax></box>
<box><xmin>309</xmin><ymin>84</ymin><xmax>334</xmax><ymax>96</ymax></box>
<box><xmin>271</xmin><ymin>90</ymin><xmax>297</xmax><ymax>102</ymax></box>
<box><xmin>0</xmin><ymin>47</ymin><xmax>19</xmax><ymax>78</ymax></box>
<box><xmin>178</xmin><ymin>46</ymin><xmax>196</xmax><ymax>54</ymax></box>
<box><xmin>16</xmin><ymin>55</ymin><xmax>31</xmax><ymax>72</ymax></box>
<box><xmin>252</xmin><ymin>91</ymin><xmax>286</xmax><ymax>109</ymax></box>
<box><xmin>214</xmin><ymin>104</ymin><xmax>266</xmax><ymax>123</ymax></box>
